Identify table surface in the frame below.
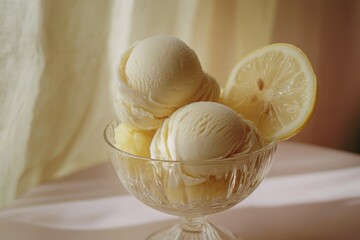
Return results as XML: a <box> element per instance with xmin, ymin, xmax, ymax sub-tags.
<box><xmin>0</xmin><ymin>142</ymin><xmax>359</xmax><ymax>240</ymax></box>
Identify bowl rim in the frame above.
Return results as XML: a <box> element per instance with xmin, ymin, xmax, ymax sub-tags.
<box><xmin>104</xmin><ymin>120</ymin><xmax>278</xmax><ymax>164</ymax></box>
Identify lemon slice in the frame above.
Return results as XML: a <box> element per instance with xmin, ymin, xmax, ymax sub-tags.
<box><xmin>222</xmin><ymin>43</ymin><xmax>318</xmax><ymax>141</ymax></box>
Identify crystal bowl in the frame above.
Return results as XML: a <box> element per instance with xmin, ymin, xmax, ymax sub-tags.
<box><xmin>104</xmin><ymin>120</ymin><xmax>277</xmax><ymax>240</ymax></box>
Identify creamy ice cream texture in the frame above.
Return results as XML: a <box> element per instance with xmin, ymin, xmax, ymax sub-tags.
<box><xmin>112</xmin><ymin>35</ymin><xmax>264</xmax><ymax>204</ymax></box>
<box><xmin>148</xmin><ymin>101</ymin><xmax>263</xmax><ymax>203</ymax></box>
<box><xmin>114</xmin><ymin>123</ymin><xmax>155</xmax><ymax>158</ymax></box>
<box><xmin>150</xmin><ymin>101</ymin><xmax>263</xmax><ymax>177</ymax></box>
<box><xmin>113</xmin><ymin>35</ymin><xmax>220</xmax><ymax>130</ymax></box>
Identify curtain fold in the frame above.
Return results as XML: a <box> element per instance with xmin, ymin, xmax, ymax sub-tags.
<box><xmin>20</xmin><ymin>0</ymin><xmax>116</xmax><ymax>191</ymax></box>
<box><xmin>0</xmin><ymin>0</ymin><xmax>118</xmax><ymax>208</ymax></box>
<box><xmin>1</xmin><ymin>0</ymin><xmax>44</xmax><ymax>207</ymax></box>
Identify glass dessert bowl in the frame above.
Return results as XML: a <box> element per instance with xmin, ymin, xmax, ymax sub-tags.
<box><xmin>104</xmin><ymin>120</ymin><xmax>277</xmax><ymax>240</ymax></box>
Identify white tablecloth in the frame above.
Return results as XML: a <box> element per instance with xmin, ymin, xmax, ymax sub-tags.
<box><xmin>1</xmin><ymin>142</ymin><xmax>359</xmax><ymax>240</ymax></box>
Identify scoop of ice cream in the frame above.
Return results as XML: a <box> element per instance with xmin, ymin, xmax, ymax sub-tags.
<box><xmin>150</xmin><ymin>101</ymin><xmax>263</xmax><ymax>177</ymax></box>
<box><xmin>114</xmin><ymin>123</ymin><xmax>155</xmax><ymax>158</ymax></box>
<box><xmin>125</xmin><ymin>35</ymin><xmax>203</xmax><ymax>105</ymax></box>
<box><xmin>113</xmin><ymin>35</ymin><xmax>220</xmax><ymax>130</ymax></box>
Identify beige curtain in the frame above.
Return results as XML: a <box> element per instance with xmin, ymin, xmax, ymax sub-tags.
<box><xmin>1</xmin><ymin>0</ymin><xmax>359</xmax><ymax>209</ymax></box>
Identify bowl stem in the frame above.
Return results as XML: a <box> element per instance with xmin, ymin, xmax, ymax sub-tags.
<box><xmin>147</xmin><ymin>216</ymin><xmax>239</xmax><ymax>240</ymax></box>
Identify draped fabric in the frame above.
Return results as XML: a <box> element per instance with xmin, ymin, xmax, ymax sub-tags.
<box><xmin>0</xmin><ymin>0</ymin><xmax>359</xmax><ymax>208</ymax></box>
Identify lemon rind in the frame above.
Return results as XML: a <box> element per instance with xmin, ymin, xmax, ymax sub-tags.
<box><xmin>223</xmin><ymin>43</ymin><xmax>318</xmax><ymax>141</ymax></box>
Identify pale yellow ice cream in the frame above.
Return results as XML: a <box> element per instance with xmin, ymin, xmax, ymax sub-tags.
<box><xmin>150</xmin><ymin>101</ymin><xmax>263</xmax><ymax>175</ymax></box>
<box><xmin>113</xmin><ymin>35</ymin><xmax>220</xmax><ymax>130</ymax></box>
<box><xmin>111</xmin><ymin>35</ymin><xmax>264</xmax><ymax>204</ymax></box>
<box><xmin>114</xmin><ymin>123</ymin><xmax>155</xmax><ymax>158</ymax></box>
<box><xmin>150</xmin><ymin>101</ymin><xmax>263</xmax><ymax>203</ymax></box>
